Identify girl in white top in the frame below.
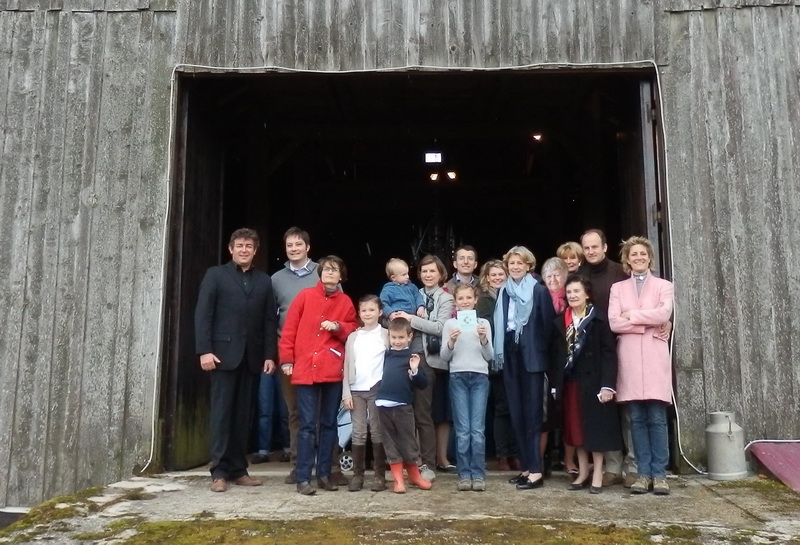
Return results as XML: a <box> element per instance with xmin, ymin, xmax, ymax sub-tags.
<box><xmin>342</xmin><ymin>294</ymin><xmax>390</xmax><ymax>492</ymax></box>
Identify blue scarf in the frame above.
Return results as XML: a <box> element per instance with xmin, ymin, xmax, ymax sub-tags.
<box><xmin>492</xmin><ymin>274</ymin><xmax>536</xmax><ymax>370</ymax></box>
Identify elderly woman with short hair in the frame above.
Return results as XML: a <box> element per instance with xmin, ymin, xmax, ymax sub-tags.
<box><xmin>608</xmin><ymin>236</ymin><xmax>674</xmax><ymax>496</ymax></box>
<box><xmin>540</xmin><ymin>256</ymin><xmax>574</xmax><ymax>472</ymax></box>
<box><xmin>493</xmin><ymin>246</ymin><xmax>556</xmax><ymax>490</ymax></box>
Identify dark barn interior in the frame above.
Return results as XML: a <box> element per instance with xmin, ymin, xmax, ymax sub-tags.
<box><xmin>164</xmin><ymin>69</ymin><xmax>662</xmax><ymax>469</ymax></box>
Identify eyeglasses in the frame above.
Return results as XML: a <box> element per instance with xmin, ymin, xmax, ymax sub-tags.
<box><xmin>322</xmin><ymin>266</ymin><xmax>340</xmax><ymax>273</ymax></box>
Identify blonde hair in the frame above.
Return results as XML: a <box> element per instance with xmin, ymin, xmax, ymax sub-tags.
<box><xmin>478</xmin><ymin>260</ymin><xmax>507</xmax><ymax>293</ymax></box>
<box><xmin>556</xmin><ymin>241</ymin><xmax>584</xmax><ymax>262</ymax></box>
<box><xmin>619</xmin><ymin>236</ymin><xmax>655</xmax><ymax>274</ymax></box>
<box><xmin>452</xmin><ymin>283</ymin><xmax>478</xmax><ymax>298</ymax></box>
<box><xmin>503</xmin><ymin>246</ymin><xmax>537</xmax><ymax>271</ymax></box>
<box><xmin>385</xmin><ymin>258</ymin><xmax>409</xmax><ymax>279</ymax></box>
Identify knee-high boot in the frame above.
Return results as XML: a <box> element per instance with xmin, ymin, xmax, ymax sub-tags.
<box><xmin>371</xmin><ymin>443</ymin><xmax>387</xmax><ymax>492</ymax></box>
<box><xmin>348</xmin><ymin>444</ymin><xmax>366</xmax><ymax>492</ymax></box>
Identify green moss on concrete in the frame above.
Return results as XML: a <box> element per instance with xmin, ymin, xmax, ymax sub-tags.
<box><xmin>0</xmin><ymin>486</ymin><xmax>105</xmax><ymax>539</ymax></box>
<box><xmin>105</xmin><ymin>517</ymin><xmax>702</xmax><ymax>545</ymax></box>
<box><xmin>661</xmin><ymin>525</ymin><xmax>701</xmax><ymax>539</ymax></box>
<box><xmin>716</xmin><ymin>477</ymin><xmax>800</xmax><ymax>513</ymax></box>
<box><xmin>73</xmin><ymin>516</ymin><xmax>145</xmax><ymax>541</ymax></box>
<box><xmin>0</xmin><ymin>486</ymin><xmax>107</xmax><ymax>543</ymax></box>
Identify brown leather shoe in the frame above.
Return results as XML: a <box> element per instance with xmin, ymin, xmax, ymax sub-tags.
<box><xmin>623</xmin><ymin>472</ymin><xmax>639</xmax><ymax>488</ymax></box>
<box><xmin>317</xmin><ymin>476</ymin><xmax>338</xmax><ymax>491</ymax></box>
<box><xmin>330</xmin><ymin>470</ymin><xmax>349</xmax><ymax>486</ymax></box>
<box><xmin>284</xmin><ymin>468</ymin><xmax>297</xmax><ymax>485</ymax></box>
<box><xmin>210</xmin><ymin>478</ymin><xmax>228</xmax><ymax>492</ymax></box>
<box><xmin>233</xmin><ymin>474</ymin><xmax>263</xmax><ymax>486</ymax></box>
<box><xmin>497</xmin><ymin>457</ymin><xmax>510</xmax><ymax>471</ymax></box>
<box><xmin>602</xmin><ymin>472</ymin><xmax>623</xmax><ymax>487</ymax></box>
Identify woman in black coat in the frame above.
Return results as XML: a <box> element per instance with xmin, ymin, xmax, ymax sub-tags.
<box><xmin>550</xmin><ymin>274</ymin><xmax>621</xmax><ymax>494</ymax></box>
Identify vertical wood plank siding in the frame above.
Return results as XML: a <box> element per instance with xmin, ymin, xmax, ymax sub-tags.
<box><xmin>0</xmin><ymin>0</ymin><xmax>798</xmax><ymax>505</ymax></box>
<box><xmin>0</xmin><ymin>7</ymin><xmax>175</xmax><ymax>506</ymax></box>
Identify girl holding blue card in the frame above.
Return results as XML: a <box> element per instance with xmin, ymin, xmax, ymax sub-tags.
<box><xmin>440</xmin><ymin>284</ymin><xmax>494</xmax><ymax>492</ymax></box>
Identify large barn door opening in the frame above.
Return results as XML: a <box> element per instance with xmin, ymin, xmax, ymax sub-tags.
<box><xmin>160</xmin><ymin>83</ymin><xmax>227</xmax><ymax>471</ymax></box>
<box><xmin>162</xmin><ymin>69</ymin><xmax>667</xmax><ymax>471</ymax></box>
<box><xmin>616</xmin><ymin>79</ymin><xmax>665</xmax><ymax>275</ymax></box>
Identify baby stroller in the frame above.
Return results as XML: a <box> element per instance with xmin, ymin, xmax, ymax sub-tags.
<box><xmin>336</xmin><ymin>402</ymin><xmax>354</xmax><ymax>472</ymax></box>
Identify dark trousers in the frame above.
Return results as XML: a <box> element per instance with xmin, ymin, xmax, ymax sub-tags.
<box><xmin>412</xmin><ymin>354</ymin><xmax>436</xmax><ymax>467</ymax></box>
<box><xmin>295</xmin><ymin>382</ymin><xmax>342</xmax><ymax>483</ymax></box>
<box><xmin>503</xmin><ymin>337</ymin><xmax>544</xmax><ymax>474</ymax></box>
<box><xmin>378</xmin><ymin>404</ymin><xmax>420</xmax><ymax>465</ymax></box>
<box><xmin>209</xmin><ymin>362</ymin><xmax>256</xmax><ymax>480</ymax></box>
<box><xmin>490</xmin><ymin>372</ymin><xmax>519</xmax><ymax>458</ymax></box>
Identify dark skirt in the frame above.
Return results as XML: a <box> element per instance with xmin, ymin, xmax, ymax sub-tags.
<box><xmin>562</xmin><ymin>380</ymin><xmax>584</xmax><ymax>447</ymax></box>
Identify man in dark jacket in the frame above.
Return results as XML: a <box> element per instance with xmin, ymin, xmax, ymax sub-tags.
<box><xmin>578</xmin><ymin>228</ymin><xmax>632</xmax><ymax>488</ymax></box>
<box><xmin>195</xmin><ymin>228</ymin><xmax>278</xmax><ymax>492</ymax></box>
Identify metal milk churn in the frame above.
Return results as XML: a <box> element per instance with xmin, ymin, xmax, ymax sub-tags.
<box><xmin>705</xmin><ymin>411</ymin><xmax>748</xmax><ymax>480</ymax></box>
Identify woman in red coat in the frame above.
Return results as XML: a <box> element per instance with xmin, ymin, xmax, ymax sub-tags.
<box><xmin>609</xmin><ymin>237</ymin><xmax>674</xmax><ymax>496</ymax></box>
<box><xmin>279</xmin><ymin>255</ymin><xmax>358</xmax><ymax>495</ymax></box>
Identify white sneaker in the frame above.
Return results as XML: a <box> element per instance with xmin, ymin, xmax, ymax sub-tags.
<box><xmin>418</xmin><ymin>464</ymin><xmax>436</xmax><ymax>482</ymax></box>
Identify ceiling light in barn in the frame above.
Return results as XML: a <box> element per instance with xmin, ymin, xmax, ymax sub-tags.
<box><xmin>531</xmin><ymin>133</ymin><xmax>543</xmax><ymax>142</ymax></box>
<box><xmin>425</xmin><ymin>152</ymin><xmax>442</xmax><ymax>164</ymax></box>
<box><xmin>446</xmin><ymin>171</ymin><xmax>457</xmax><ymax>181</ymax></box>
<box><xmin>430</xmin><ymin>173</ymin><xmax>440</xmax><ymax>182</ymax></box>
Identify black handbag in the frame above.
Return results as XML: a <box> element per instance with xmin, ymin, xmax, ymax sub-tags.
<box><xmin>426</xmin><ymin>334</ymin><xmax>442</xmax><ymax>355</ymax></box>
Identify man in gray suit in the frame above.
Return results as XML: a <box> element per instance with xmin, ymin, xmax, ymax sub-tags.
<box><xmin>195</xmin><ymin>228</ymin><xmax>278</xmax><ymax>492</ymax></box>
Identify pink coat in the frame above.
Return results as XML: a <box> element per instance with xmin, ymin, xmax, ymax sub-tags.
<box><xmin>608</xmin><ymin>274</ymin><xmax>674</xmax><ymax>403</ymax></box>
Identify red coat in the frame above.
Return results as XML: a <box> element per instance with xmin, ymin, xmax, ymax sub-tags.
<box><xmin>608</xmin><ymin>274</ymin><xmax>674</xmax><ymax>403</ymax></box>
<box><xmin>279</xmin><ymin>282</ymin><xmax>358</xmax><ymax>385</ymax></box>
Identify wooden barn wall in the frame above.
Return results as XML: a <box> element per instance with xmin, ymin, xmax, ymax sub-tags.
<box><xmin>0</xmin><ymin>7</ymin><xmax>177</xmax><ymax>506</ymax></box>
<box><xmin>0</xmin><ymin>0</ymin><xmax>798</xmax><ymax>505</ymax></box>
<box><xmin>661</xmin><ymin>5</ymin><xmax>800</xmax><ymax>456</ymax></box>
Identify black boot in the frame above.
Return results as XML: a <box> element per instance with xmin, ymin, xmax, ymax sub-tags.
<box><xmin>371</xmin><ymin>442</ymin><xmax>387</xmax><ymax>492</ymax></box>
<box><xmin>348</xmin><ymin>444</ymin><xmax>366</xmax><ymax>491</ymax></box>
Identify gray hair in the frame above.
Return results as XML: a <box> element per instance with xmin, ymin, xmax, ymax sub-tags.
<box><xmin>541</xmin><ymin>257</ymin><xmax>568</xmax><ymax>278</ymax></box>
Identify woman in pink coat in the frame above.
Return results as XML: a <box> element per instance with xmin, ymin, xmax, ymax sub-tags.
<box><xmin>608</xmin><ymin>236</ymin><xmax>673</xmax><ymax>496</ymax></box>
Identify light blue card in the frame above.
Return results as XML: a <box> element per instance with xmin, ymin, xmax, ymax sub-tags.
<box><xmin>457</xmin><ymin>310</ymin><xmax>477</xmax><ymax>331</ymax></box>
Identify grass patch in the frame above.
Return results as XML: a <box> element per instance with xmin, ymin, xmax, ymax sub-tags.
<box><xmin>111</xmin><ymin>517</ymin><xmax>700</xmax><ymax>545</ymax></box>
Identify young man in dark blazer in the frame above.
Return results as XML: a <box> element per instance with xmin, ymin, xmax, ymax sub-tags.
<box><xmin>195</xmin><ymin>228</ymin><xmax>278</xmax><ymax>492</ymax></box>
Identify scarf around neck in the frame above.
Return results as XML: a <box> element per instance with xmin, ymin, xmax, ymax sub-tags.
<box><xmin>564</xmin><ymin>303</ymin><xmax>596</xmax><ymax>374</ymax></box>
<box><xmin>492</xmin><ymin>274</ymin><xmax>536</xmax><ymax>370</ymax></box>
<box><xmin>549</xmin><ymin>287</ymin><xmax>567</xmax><ymax>314</ymax></box>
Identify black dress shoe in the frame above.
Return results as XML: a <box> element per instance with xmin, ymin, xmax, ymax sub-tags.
<box><xmin>590</xmin><ymin>485</ymin><xmax>602</xmax><ymax>494</ymax></box>
<box><xmin>508</xmin><ymin>473</ymin><xmax>528</xmax><ymax>485</ymax></box>
<box><xmin>516</xmin><ymin>477</ymin><xmax>544</xmax><ymax>490</ymax></box>
<box><xmin>316</xmin><ymin>476</ymin><xmax>338</xmax><ymax>491</ymax></box>
<box><xmin>568</xmin><ymin>476</ymin><xmax>591</xmax><ymax>491</ymax></box>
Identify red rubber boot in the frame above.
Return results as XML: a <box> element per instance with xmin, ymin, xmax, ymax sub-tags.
<box><xmin>389</xmin><ymin>463</ymin><xmax>406</xmax><ymax>494</ymax></box>
<box><xmin>404</xmin><ymin>463</ymin><xmax>432</xmax><ymax>490</ymax></box>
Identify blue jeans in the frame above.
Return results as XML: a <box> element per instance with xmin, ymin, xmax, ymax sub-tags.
<box><xmin>257</xmin><ymin>372</ymin><xmax>289</xmax><ymax>453</ymax></box>
<box><xmin>295</xmin><ymin>382</ymin><xmax>342</xmax><ymax>484</ymax></box>
<box><xmin>628</xmin><ymin>401</ymin><xmax>669</xmax><ymax>478</ymax></box>
<box><xmin>449</xmin><ymin>372</ymin><xmax>490</xmax><ymax>480</ymax></box>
